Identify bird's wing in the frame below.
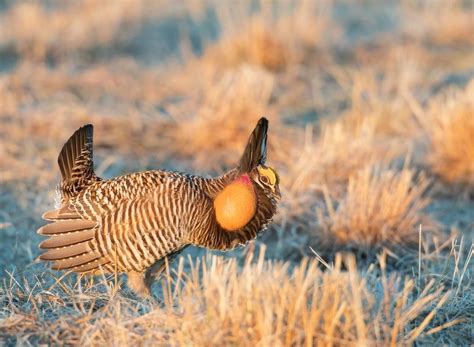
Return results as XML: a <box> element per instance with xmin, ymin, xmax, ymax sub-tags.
<box><xmin>38</xmin><ymin>172</ymin><xmax>185</xmax><ymax>274</ymax></box>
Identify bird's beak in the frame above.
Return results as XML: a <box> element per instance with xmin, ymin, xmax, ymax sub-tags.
<box><xmin>274</xmin><ymin>186</ymin><xmax>282</xmax><ymax>200</ymax></box>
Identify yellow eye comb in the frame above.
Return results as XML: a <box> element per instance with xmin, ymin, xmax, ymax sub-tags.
<box><xmin>257</xmin><ymin>166</ymin><xmax>277</xmax><ymax>185</ymax></box>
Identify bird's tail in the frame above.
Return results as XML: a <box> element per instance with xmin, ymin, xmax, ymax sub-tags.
<box><xmin>57</xmin><ymin>124</ymin><xmax>101</xmax><ymax>203</ymax></box>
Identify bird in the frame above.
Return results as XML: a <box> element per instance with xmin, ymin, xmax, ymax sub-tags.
<box><xmin>37</xmin><ymin>117</ymin><xmax>281</xmax><ymax>297</ymax></box>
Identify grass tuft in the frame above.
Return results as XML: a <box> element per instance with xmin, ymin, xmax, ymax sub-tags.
<box><xmin>403</xmin><ymin>0</ymin><xmax>474</xmax><ymax>46</ymax></box>
<box><xmin>423</xmin><ymin>81</ymin><xmax>474</xmax><ymax>188</ymax></box>
<box><xmin>205</xmin><ymin>19</ymin><xmax>289</xmax><ymax>72</ymax></box>
<box><xmin>201</xmin><ymin>0</ymin><xmax>337</xmax><ymax>72</ymax></box>
<box><xmin>315</xmin><ymin>165</ymin><xmax>438</xmax><ymax>253</ymax></box>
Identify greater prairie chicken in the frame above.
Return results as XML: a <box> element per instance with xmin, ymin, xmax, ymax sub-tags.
<box><xmin>37</xmin><ymin>118</ymin><xmax>280</xmax><ymax>296</ymax></box>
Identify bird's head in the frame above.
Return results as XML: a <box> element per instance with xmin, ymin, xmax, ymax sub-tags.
<box><xmin>250</xmin><ymin>165</ymin><xmax>281</xmax><ymax>201</ymax></box>
<box><xmin>238</xmin><ymin>117</ymin><xmax>281</xmax><ymax>201</ymax></box>
<box><xmin>213</xmin><ymin>117</ymin><xmax>280</xmax><ymax>231</ymax></box>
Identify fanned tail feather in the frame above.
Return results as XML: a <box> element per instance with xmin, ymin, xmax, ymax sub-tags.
<box><xmin>39</xmin><ymin>242</ymin><xmax>93</xmax><ymax>261</ymax></box>
<box><xmin>37</xmin><ymin>207</ymin><xmax>109</xmax><ymax>273</ymax></box>
<box><xmin>39</xmin><ymin>229</ymin><xmax>96</xmax><ymax>249</ymax></box>
<box><xmin>37</xmin><ymin>219</ymin><xmax>96</xmax><ymax>235</ymax></box>
<box><xmin>50</xmin><ymin>251</ymin><xmax>103</xmax><ymax>271</ymax></box>
<box><xmin>42</xmin><ymin>205</ymin><xmax>80</xmax><ymax>221</ymax></box>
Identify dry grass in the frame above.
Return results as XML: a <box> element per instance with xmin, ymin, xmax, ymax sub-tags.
<box><xmin>315</xmin><ymin>165</ymin><xmax>438</xmax><ymax>253</ymax></box>
<box><xmin>280</xmin><ymin>61</ymin><xmax>430</xmax><ymax>204</ymax></box>
<box><xmin>421</xmin><ymin>81</ymin><xmax>474</xmax><ymax>188</ymax></box>
<box><xmin>0</xmin><ymin>1</ymin><xmax>152</xmax><ymax>61</ymax></box>
<box><xmin>338</xmin><ymin>65</ymin><xmax>424</xmax><ymax>139</ymax></box>
<box><xmin>1</xmin><ymin>249</ymin><xmax>469</xmax><ymax>346</ymax></box>
<box><xmin>403</xmin><ymin>0</ymin><xmax>474</xmax><ymax>46</ymax></box>
<box><xmin>205</xmin><ymin>18</ymin><xmax>289</xmax><ymax>72</ymax></box>
<box><xmin>201</xmin><ymin>0</ymin><xmax>337</xmax><ymax>72</ymax></box>
<box><xmin>162</xmin><ymin>63</ymin><xmax>299</xmax><ymax>172</ymax></box>
<box><xmin>1</xmin><ymin>61</ymin><xmax>172</xmax><ymax>106</ymax></box>
<box><xmin>283</xmin><ymin>116</ymin><xmax>404</xmax><ymax>202</ymax></box>
<box><xmin>165</xmin><ymin>65</ymin><xmax>278</xmax><ymax>171</ymax></box>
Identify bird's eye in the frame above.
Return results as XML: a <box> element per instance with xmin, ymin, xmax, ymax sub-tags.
<box><xmin>260</xmin><ymin>175</ymin><xmax>270</xmax><ymax>185</ymax></box>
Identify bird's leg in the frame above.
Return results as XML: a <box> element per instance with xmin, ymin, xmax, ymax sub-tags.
<box><xmin>144</xmin><ymin>246</ymin><xmax>189</xmax><ymax>294</ymax></box>
<box><xmin>144</xmin><ymin>257</ymin><xmax>169</xmax><ymax>293</ymax></box>
<box><xmin>127</xmin><ymin>271</ymin><xmax>150</xmax><ymax>298</ymax></box>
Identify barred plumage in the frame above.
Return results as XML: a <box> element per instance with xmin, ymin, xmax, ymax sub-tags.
<box><xmin>37</xmin><ymin>118</ymin><xmax>281</xmax><ymax>296</ymax></box>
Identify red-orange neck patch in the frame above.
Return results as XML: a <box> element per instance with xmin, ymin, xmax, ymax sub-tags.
<box><xmin>236</xmin><ymin>174</ymin><xmax>252</xmax><ymax>185</ymax></box>
<box><xmin>213</xmin><ymin>178</ymin><xmax>256</xmax><ymax>231</ymax></box>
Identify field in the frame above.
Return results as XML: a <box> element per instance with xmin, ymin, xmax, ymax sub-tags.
<box><xmin>0</xmin><ymin>1</ymin><xmax>473</xmax><ymax>346</ymax></box>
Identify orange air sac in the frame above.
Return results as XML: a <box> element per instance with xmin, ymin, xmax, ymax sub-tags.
<box><xmin>214</xmin><ymin>179</ymin><xmax>256</xmax><ymax>231</ymax></box>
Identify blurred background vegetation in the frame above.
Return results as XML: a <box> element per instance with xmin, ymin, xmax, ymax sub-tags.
<box><xmin>0</xmin><ymin>1</ymin><xmax>472</xmax><ymax>345</ymax></box>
